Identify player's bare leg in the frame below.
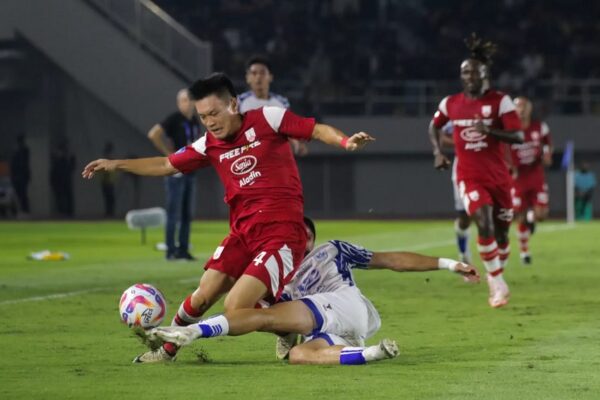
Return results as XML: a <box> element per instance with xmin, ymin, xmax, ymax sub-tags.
<box><xmin>149</xmin><ymin>300</ymin><xmax>315</xmax><ymax>346</ymax></box>
<box><xmin>455</xmin><ymin>211</ymin><xmax>472</xmax><ymax>263</ymax></box>
<box><xmin>222</xmin><ymin>275</ymin><xmax>269</xmax><ymax>312</ymax></box>
<box><xmin>133</xmin><ymin>269</ymin><xmax>233</xmax><ymax>363</ymax></box>
<box><xmin>473</xmin><ymin>205</ymin><xmax>509</xmax><ymax>308</ymax></box>
<box><xmin>517</xmin><ymin>205</ymin><xmax>548</xmax><ymax>265</ymax></box>
<box><xmin>288</xmin><ymin>338</ymin><xmax>399</xmax><ymax>365</ymax></box>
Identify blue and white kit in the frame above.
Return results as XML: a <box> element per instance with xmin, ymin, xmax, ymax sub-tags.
<box><xmin>280</xmin><ymin>240</ymin><xmax>381</xmax><ymax>347</ymax></box>
<box><xmin>238</xmin><ymin>91</ymin><xmax>290</xmax><ymax>114</ymax></box>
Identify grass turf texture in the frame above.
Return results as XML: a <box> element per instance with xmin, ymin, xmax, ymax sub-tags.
<box><xmin>0</xmin><ymin>220</ymin><xmax>599</xmax><ymax>400</ymax></box>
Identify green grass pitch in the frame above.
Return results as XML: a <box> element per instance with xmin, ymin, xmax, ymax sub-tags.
<box><xmin>1</xmin><ymin>220</ymin><xmax>599</xmax><ymax>399</ymax></box>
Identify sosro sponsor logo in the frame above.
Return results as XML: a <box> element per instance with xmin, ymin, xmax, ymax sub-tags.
<box><xmin>239</xmin><ymin>170</ymin><xmax>262</xmax><ymax>187</ymax></box>
<box><xmin>460</xmin><ymin>127</ymin><xmax>486</xmax><ymax>142</ymax></box>
<box><xmin>230</xmin><ymin>155</ymin><xmax>257</xmax><ymax>175</ymax></box>
<box><xmin>219</xmin><ymin>141</ymin><xmax>261</xmax><ymax>162</ymax></box>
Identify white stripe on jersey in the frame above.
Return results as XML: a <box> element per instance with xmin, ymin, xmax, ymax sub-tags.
<box><xmin>499</xmin><ymin>94</ymin><xmax>516</xmax><ymax>115</ymax></box>
<box><xmin>191</xmin><ymin>135</ymin><xmax>207</xmax><ymax>155</ymax></box>
<box><xmin>262</xmin><ymin>106</ymin><xmax>286</xmax><ymax>132</ymax></box>
<box><xmin>541</xmin><ymin>121</ymin><xmax>550</xmax><ymax>136</ymax></box>
<box><xmin>438</xmin><ymin>96</ymin><xmax>449</xmax><ymax>116</ymax></box>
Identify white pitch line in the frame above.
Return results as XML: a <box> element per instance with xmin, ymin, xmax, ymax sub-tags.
<box><xmin>0</xmin><ymin>288</ymin><xmax>106</xmax><ymax>306</ymax></box>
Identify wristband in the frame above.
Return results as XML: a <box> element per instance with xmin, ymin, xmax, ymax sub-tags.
<box><xmin>340</xmin><ymin>137</ymin><xmax>349</xmax><ymax>149</ymax></box>
<box><xmin>438</xmin><ymin>258</ymin><xmax>458</xmax><ymax>272</ymax></box>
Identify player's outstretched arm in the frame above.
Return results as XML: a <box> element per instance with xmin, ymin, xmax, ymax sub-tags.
<box><xmin>428</xmin><ymin>121</ymin><xmax>451</xmax><ymax>170</ymax></box>
<box><xmin>368</xmin><ymin>251</ymin><xmax>480</xmax><ymax>283</ymax></box>
<box><xmin>311</xmin><ymin>123</ymin><xmax>375</xmax><ymax>151</ymax></box>
<box><xmin>82</xmin><ymin>157</ymin><xmax>178</xmax><ymax>179</ymax></box>
<box><xmin>474</xmin><ymin>118</ymin><xmax>524</xmax><ymax>144</ymax></box>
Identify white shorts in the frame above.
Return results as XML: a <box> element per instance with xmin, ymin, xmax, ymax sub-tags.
<box><xmin>299</xmin><ymin>286</ymin><xmax>381</xmax><ymax>347</ymax></box>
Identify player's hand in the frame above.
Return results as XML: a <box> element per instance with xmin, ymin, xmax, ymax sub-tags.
<box><xmin>82</xmin><ymin>158</ymin><xmax>117</xmax><ymax>179</ymax></box>
<box><xmin>434</xmin><ymin>153</ymin><xmax>451</xmax><ymax>170</ymax></box>
<box><xmin>543</xmin><ymin>153</ymin><xmax>552</xmax><ymax>167</ymax></box>
<box><xmin>346</xmin><ymin>132</ymin><xmax>375</xmax><ymax>151</ymax></box>
<box><xmin>473</xmin><ymin>116</ymin><xmax>490</xmax><ymax>135</ymax></box>
<box><xmin>454</xmin><ymin>262</ymin><xmax>480</xmax><ymax>283</ymax></box>
<box><xmin>291</xmin><ymin>139</ymin><xmax>309</xmax><ymax>156</ymax></box>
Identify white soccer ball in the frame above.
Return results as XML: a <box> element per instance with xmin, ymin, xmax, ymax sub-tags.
<box><xmin>119</xmin><ymin>283</ymin><xmax>167</xmax><ymax>329</ymax></box>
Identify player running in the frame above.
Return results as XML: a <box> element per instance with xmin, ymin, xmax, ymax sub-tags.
<box><xmin>146</xmin><ymin>218</ymin><xmax>479</xmax><ymax>365</ymax></box>
<box><xmin>82</xmin><ymin>73</ymin><xmax>374</xmax><ymax>362</ymax></box>
<box><xmin>428</xmin><ymin>35</ymin><xmax>523</xmax><ymax>308</ymax></box>
<box><xmin>510</xmin><ymin>97</ymin><xmax>553</xmax><ymax>265</ymax></box>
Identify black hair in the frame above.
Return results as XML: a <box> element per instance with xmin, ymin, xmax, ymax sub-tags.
<box><xmin>464</xmin><ymin>33</ymin><xmax>497</xmax><ymax>67</ymax></box>
<box><xmin>246</xmin><ymin>55</ymin><xmax>272</xmax><ymax>73</ymax></box>
<box><xmin>188</xmin><ymin>73</ymin><xmax>236</xmax><ymax>101</ymax></box>
<box><xmin>303</xmin><ymin>216</ymin><xmax>316</xmax><ymax>239</ymax></box>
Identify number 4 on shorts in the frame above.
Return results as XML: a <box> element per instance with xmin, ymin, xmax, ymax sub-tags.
<box><xmin>253</xmin><ymin>251</ymin><xmax>267</xmax><ymax>266</ymax></box>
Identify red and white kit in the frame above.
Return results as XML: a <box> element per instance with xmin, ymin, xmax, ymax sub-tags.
<box><xmin>510</xmin><ymin>121</ymin><xmax>551</xmax><ymax>212</ymax></box>
<box><xmin>432</xmin><ymin>90</ymin><xmax>522</xmax><ymax>225</ymax></box>
<box><xmin>169</xmin><ymin>107</ymin><xmax>315</xmax><ymax>300</ymax></box>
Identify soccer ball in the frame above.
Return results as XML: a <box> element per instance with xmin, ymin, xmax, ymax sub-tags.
<box><xmin>119</xmin><ymin>283</ymin><xmax>167</xmax><ymax>329</ymax></box>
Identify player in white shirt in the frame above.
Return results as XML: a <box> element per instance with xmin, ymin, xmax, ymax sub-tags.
<box><xmin>238</xmin><ymin>56</ymin><xmax>307</xmax><ymax>156</ymax></box>
<box><xmin>147</xmin><ymin>218</ymin><xmax>479</xmax><ymax>365</ymax></box>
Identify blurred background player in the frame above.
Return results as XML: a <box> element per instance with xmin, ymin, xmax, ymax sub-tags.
<box><xmin>238</xmin><ymin>56</ymin><xmax>308</xmax><ymax>156</ymax></box>
<box><xmin>428</xmin><ymin>34</ymin><xmax>523</xmax><ymax>308</ymax></box>
<box><xmin>147</xmin><ymin>217</ymin><xmax>478</xmax><ymax>365</ymax></box>
<box><xmin>83</xmin><ymin>73</ymin><xmax>375</xmax><ymax>363</ymax></box>
<box><xmin>510</xmin><ymin>97</ymin><xmax>553</xmax><ymax>265</ymax></box>
<box><xmin>147</xmin><ymin>89</ymin><xmax>201</xmax><ymax>261</ymax></box>
<box><xmin>574</xmin><ymin>161</ymin><xmax>596</xmax><ymax>221</ymax></box>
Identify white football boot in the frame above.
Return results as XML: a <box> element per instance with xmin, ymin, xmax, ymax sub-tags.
<box><xmin>275</xmin><ymin>333</ymin><xmax>299</xmax><ymax>360</ymax></box>
<box><xmin>487</xmin><ymin>274</ymin><xmax>510</xmax><ymax>308</ymax></box>
<box><xmin>133</xmin><ymin>346</ymin><xmax>175</xmax><ymax>363</ymax></box>
<box><xmin>150</xmin><ymin>326</ymin><xmax>199</xmax><ymax>347</ymax></box>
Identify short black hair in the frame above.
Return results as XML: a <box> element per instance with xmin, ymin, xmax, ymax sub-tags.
<box><xmin>188</xmin><ymin>73</ymin><xmax>236</xmax><ymax>101</ymax></box>
<box><xmin>246</xmin><ymin>55</ymin><xmax>272</xmax><ymax>73</ymax></box>
<box><xmin>303</xmin><ymin>216</ymin><xmax>316</xmax><ymax>239</ymax></box>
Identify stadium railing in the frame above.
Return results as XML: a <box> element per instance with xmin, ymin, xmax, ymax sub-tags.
<box><xmin>249</xmin><ymin>79</ymin><xmax>600</xmax><ymax>116</ymax></box>
<box><xmin>86</xmin><ymin>0</ymin><xmax>212</xmax><ymax>81</ymax></box>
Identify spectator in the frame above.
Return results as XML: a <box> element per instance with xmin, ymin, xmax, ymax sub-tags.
<box><xmin>50</xmin><ymin>139</ymin><xmax>76</xmax><ymax>217</ymax></box>
<box><xmin>10</xmin><ymin>134</ymin><xmax>30</xmax><ymax>216</ymax></box>
<box><xmin>100</xmin><ymin>141</ymin><xmax>117</xmax><ymax>217</ymax></box>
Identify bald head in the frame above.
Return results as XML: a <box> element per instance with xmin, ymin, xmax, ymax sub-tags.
<box><xmin>176</xmin><ymin>89</ymin><xmax>193</xmax><ymax>118</ymax></box>
<box><xmin>514</xmin><ymin>96</ymin><xmax>532</xmax><ymax>124</ymax></box>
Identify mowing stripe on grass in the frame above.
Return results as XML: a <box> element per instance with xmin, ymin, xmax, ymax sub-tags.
<box><xmin>0</xmin><ymin>288</ymin><xmax>106</xmax><ymax>306</ymax></box>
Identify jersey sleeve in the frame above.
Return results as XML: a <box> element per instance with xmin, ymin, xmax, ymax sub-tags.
<box><xmin>168</xmin><ymin>136</ymin><xmax>210</xmax><ymax>173</ymax></box>
<box><xmin>329</xmin><ymin>240</ymin><xmax>374</xmax><ymax>270</ymax></box>
<box><xmin>498</xmin><ymin>95</ymin><xmax>522</xmax><ymax>131</ymax></box>
<box><xmin>262</xmin><ymin>106</ymin><xmax>315</xmax><ymax>140</ymax></box>
<box><xmin>432</xmin><ymin>96</ymin><xmax>450</xmax><ymax>129</ymax></box>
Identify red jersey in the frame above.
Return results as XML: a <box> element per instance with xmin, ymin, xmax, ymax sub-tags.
<box><xmin>510</xmin><ymin>120</ymin><xmax>551</xmax><ymax>181</ymax></box>
<box><xmin>169</xmin><ymin>107</ymin><xmax>315</xmax><ymax>229</ymax></box>
<box><xmin>432</xmin><ymin>90</ymin><xmax>522</xmax><ymax>184</ymax></box>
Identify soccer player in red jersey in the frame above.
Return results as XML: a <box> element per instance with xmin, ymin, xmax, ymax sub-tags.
<box><xmin>82</xmin><ymin>73</ymin><xmax>375</xmax><ymax>361</ymax></box>
<box><xmin>510</xmin><ymin>97</ymin><xmax>553</xmax><ymax>265</ymax></box>
<box><xmin>428</xmin><ymin>36</ymin><xmax>524</xmax><ymax>308</ymax></box>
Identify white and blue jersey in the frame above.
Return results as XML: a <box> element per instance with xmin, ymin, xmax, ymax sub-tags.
<box><xmin>238</xmin><ymin>91</ymin><xmax>290</xmax><ymax>114</ymax></box>
<box><xmin>281</xmin><ymin>241</ymin><xmax>381</xmax><ymax>347</ymax></box>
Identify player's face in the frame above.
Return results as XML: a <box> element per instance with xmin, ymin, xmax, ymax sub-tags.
<box><xmin>177</xmin><ymin>91</ymin><xmax>193</xmax><ymax>116</ymax></box>
<box><xmin>195</xmin><ymin>95</ymin><xmax>240</xmax><ymax>140</ymax></box>
<box><xmin>305</xmin><ymin>224</ymin><xmax>315</xmax><ymax>255</ymax></box>
<box><xmin>246</xmin><ymin>63</ymin><xmax>272</xmax><ymax>94</ymax></box>
<box><xmin>514</xmin><ymin>97</ymin><xmax>532</xmax><ymax>121</ymax></box>
<box><xmin>460</xmin><ymin>59</ymin><xmax>484</xmax><ymax>96</ymax></box>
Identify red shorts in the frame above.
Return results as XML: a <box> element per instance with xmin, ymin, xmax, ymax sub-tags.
<box><xmin>204</xmin><ymin>221</ymin><xmax>307</xmax><ymax>301</ymax></box>
<box><xmin>458</xmin><ymin>179</ymin><xmax>514</xmax><ymax>227</ymax></box>
<box><xmin>512</xmin><ymin>179</ymin><xmax>549</xmax><ymax>213</ymax></box>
